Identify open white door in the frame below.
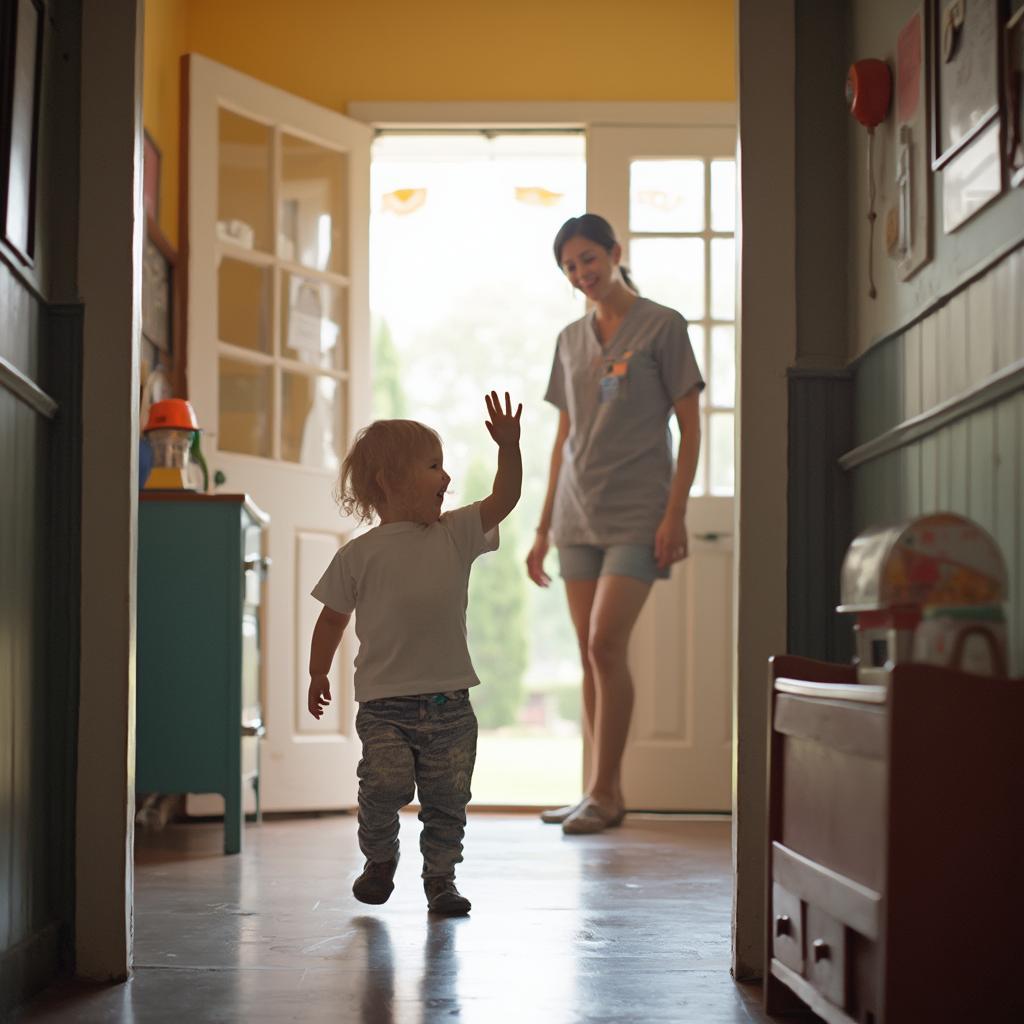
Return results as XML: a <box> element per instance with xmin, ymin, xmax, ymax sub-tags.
<box><xmin>185</xmin><ymin>55</ymin><xmax>370</xmax><ymax>811</ymax></box>
<box><xmin>589</xmin><ymin>122</ymin><xmax>737</xmax><ymax>811</ymax></box>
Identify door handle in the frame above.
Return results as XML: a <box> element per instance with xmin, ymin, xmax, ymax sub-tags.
<box><xmin>693</xmin><ymin>531</ymin><xmax>732</xmax><ymax>542</ymax></box>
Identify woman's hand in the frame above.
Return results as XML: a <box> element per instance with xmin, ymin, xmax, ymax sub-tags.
<box><xmin>526</xmin><ymin>530</ymin><xmax>552</xmax><ymax>587</ymax></box>
<box><xmin>654</xmin><ymin>511</ymin><xmax>689</xmax><ymax>570</ymax></box>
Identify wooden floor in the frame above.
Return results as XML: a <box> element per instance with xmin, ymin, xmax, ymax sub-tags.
<box><xmin>17</xmin><ymin>813</ymin><xmax>790</xmax><ymax>1023</ymax></box>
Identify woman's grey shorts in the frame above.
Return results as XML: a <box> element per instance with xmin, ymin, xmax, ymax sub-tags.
<box><xmin>557</xmin><ymin>543</ymin><xmax>669</xmax><ymax>583</ymax></box>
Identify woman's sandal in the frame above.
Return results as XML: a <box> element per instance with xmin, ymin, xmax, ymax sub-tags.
<box><xmin>539</xmin><ymin>799</ymin><xmax>586</xmax><ymax>824</ymax></box>
<box><xmin>561</xmin><ymin>798</ymin><xmax>627</xmax><ymax>835</ymax></box>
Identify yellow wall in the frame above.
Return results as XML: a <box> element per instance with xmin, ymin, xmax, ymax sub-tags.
<box><xmin>143</xmin><ymin>0</ymin><xmax>187</xmax><ymax>245</ymax></box>
<box><xmin>144</xmin><ymin>0</ymin><xmax>735</xmax><ymax>248</ymax></box>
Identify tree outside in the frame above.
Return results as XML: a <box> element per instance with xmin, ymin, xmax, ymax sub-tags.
<box><xmin>371</xmin><ymin>317</ymin><xmax>406</xmax><ymax>420</ymax></box>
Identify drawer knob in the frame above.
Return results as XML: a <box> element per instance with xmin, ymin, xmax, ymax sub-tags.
<box><xmin>775</xmin><ymin>914</ymin><xmax>792</xmax><ymax>937</ymax></box>
<box><xmin>812</xmin><ymin>939</ymin><xmax>830</xmax><ymax>962</ymax></box>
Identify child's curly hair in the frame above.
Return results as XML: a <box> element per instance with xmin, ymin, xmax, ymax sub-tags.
<box><xmin>335</xmin><ymin>419</ymin><xmax>442</xmax><ymax>523</ymax></box>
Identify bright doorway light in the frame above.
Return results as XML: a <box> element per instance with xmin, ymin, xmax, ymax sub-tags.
<box><xmin>370</xmin><ymin>132</ymin><xmax>586</xmax><ymax>805</ymax></box>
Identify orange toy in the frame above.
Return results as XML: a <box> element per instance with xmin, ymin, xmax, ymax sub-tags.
<box><xmin>144</xmin><ymin>398</ymin><xmax>199</xmax><ymax>433</ymax></box>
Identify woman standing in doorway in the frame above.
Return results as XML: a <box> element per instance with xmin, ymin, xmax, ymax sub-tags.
<box><xmin>526</xmin><ymin>214</ymin><xmax>704</xmax><ymax>835</ymax></box>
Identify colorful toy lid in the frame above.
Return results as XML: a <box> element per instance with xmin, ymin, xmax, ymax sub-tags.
<box><xmin>143</xmin><ymin>398</ymin><xmax>199</xmax><ymax>433</ymax></box>
<box><xmin>837</xmin><ymin>513</ymin><xmax>1007</xmax><ymax>613</ymax></box>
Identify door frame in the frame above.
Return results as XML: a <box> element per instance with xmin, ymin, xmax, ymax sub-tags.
<box><xmin>348</xmin><ymin>100</ymin><xmax>735</xmax><ymax>131</ymax></box>
<box><xmin>77</xmin><ymin>72</ymin><xmax>793</xmax><ymax>982</ymax></box>
<box><xmin>353</xmin><ymin>101</ymin><xmax>740</xmax><ymax>806</ymax></box>
<box><xmin>76</xmin><ymin>0</ymin><xmax>143</xmax><ymax>981</ymax></box>
<box><xmin>351</xmin><ymin>94</ymin><xmax>754</xmax><ymax>877</ymax></box>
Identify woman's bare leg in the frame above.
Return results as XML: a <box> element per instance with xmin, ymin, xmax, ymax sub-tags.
<box><xmin>564</xmin><ymin>578</ymin><xmax>599</xmax><ymax>748</ymax></box>
<box><xmin>585</xmin><ymin>574</ymin><xmax>653</xmax><ymax>810</ymax></box>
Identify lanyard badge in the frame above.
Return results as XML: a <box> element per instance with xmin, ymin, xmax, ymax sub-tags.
<box><xmin>598</xmin><ymin>350</ymin><xmax>632</xmax><ymax>403</ymax></box>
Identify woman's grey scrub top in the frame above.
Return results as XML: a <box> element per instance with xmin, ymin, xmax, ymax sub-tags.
<box><xmin>544</xmin><ymin>296</ymin><xmax>705</xmax><ymax>547</ymax></box>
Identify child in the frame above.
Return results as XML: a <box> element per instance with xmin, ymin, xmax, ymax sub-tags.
<box><xmin>307</xmin><ymin>391</ymin><xmax>522</xmax><ymax>916</ymax></box>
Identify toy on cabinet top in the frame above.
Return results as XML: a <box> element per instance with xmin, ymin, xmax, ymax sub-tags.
<box><xmin>143</xmin><ymin>398</ymin><xmax>202</xmax><ymax>491</ymax></box>
<box><xmin>837</xmin><ymin>512</ymin><xmax>1008</xmax><ymax>681</ymax></box>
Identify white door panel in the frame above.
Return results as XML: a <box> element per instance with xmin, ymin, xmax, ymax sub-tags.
<box><xmin>588</xmin><ymin>123</ymin><xmax>737</xmax><ymax>811</ymax></box>
<box><xmin>185</xmin><ymin>55</ymin><xmax>370</xmax><ymax>811</ymax></box>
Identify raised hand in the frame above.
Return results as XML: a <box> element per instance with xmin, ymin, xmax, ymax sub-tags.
<box><xmin>484</xmin><ymin>391</ymin><xmax>522</xmax><ymax>448</ymax></box>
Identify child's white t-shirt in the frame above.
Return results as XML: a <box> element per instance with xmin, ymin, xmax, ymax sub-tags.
<box><xmin>311</xmin><ymin>501</ymin><xmax>499</xmax><ymax>702</ymax></box>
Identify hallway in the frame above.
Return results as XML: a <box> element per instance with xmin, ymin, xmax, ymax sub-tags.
<box><xmin>18</xmin><ymin>814</ymin><xmax>775</xmax><ymax>1022</ymax></box>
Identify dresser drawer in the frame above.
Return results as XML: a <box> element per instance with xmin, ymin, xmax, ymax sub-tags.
<box><xmin>775</xmin><ymin>694</ymin><xmax>886</xmax><ymax>889</ymax></box>
<box><xmin>805</xmin><ymin>904</ymin><xmax>846</xmax><ymax>1009</ymax></box>
<box><xmin>771</xmin><ymin>842</ymin><xmax>881</xmax><ymax>1019</ymax></box>
<box><xmin>772</xmin><ymin>882</ymin><xmax>804</xmax><ymax>974</ymax></box>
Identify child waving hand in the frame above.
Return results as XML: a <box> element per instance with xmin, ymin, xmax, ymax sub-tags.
<box><xmin>308</xmin><ymin>392</ymin><xmax>522</xmax><ymax>915</ymax></box>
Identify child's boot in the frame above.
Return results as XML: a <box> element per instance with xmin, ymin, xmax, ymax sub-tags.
<box><xmin>352</xmin><ymin>852</ymin><xmax>399</xmax><ymax>905</ymax></box>
<box><xmin>424</xmin><ymin>876</ymin><xmax>471</xmax><ymax>915</ymax></box>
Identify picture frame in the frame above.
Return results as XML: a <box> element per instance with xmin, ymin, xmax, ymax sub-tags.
<box><xmin>892</xmin><ymin>5</ymin><xmax>932</xmax><ymax>278</ymax></box>
<box><xmin>142</xmin><ymin>214</ymin><xmax>176</xmax><ymax>369</ymax></box>
<box><xmin>143</xmin><ymin>130</ymin><xmax>161</xmax><ymax>220</ymax></box>
<box><xmin>1007</xmin><ymin>5</ymin><xmax>1024</xmax><ymax>186</ymax></box>
<box><xmin>0</xmin><ymin>0</ymin><xmax>44</xmax><ymax>267</ymax></box>
<box><xmin>931</xmin><ymin>0</ymin><xmax>1001</xmax><ymax>170</ymax></box>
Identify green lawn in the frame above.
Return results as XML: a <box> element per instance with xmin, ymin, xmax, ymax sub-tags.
<box><xmin>472</xmin><ymin>732</ymin><xmax>583</xmax><ymax>807</ymax></box>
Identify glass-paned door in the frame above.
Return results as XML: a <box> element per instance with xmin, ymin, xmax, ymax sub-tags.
<box><xmin>186</xmin><ymin>55</ymin><xmax>371</xmax><ymax>812</ymax></box>
<box><xmin>588</xmin><ymin>123</ymin><xmax>737</xmax><ymax>811</ymax></box>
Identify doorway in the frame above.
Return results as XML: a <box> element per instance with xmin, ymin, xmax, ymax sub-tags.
<box><xmin>369</xmin><ymin>131</ymin><xmax>587</xmax><ymax>806</ymax></box>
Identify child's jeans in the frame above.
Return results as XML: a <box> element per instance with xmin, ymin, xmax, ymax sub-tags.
<box><xmin>354</xmin><ymin>689</ymin><xmax>477</xmax><ymax>879</ymax></box>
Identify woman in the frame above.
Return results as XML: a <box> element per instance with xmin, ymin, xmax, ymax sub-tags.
<box><xmin>527</xmin><ymin>214</ymin><xmax>703</xmax><ymax>835</ymax></box>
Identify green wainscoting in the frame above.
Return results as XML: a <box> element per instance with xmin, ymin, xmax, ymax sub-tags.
<box><xmin>849</xmin><ymin>334</ymin><xmax>1024</xmax><ymax>676</ymax></box>
<box><xmin>787</xmin><ymin>369</ymin><xmax>855</xmax><ymax>663</ymax></box>
<box><xmin>0</xmin><ymin>277</ymin><xmax>82</xmax><ymax>1013</ymax></box>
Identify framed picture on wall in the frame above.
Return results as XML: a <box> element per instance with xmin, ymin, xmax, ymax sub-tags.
<box><xmin>0</xmin><ymin>0</ymin><xmax>45</xmax><ymax>267</ymax></box>
<box><xmin>142</xmin><ymin>215</ymin><xmax>176</xmax><ymax>379</ymax></box>
<box><xmin>893</xmin><ymin>5</ymin><xmax>932</xmax><ymax>278</ymax></box>
<box><xmin>1007</xmin><ymin>6</ymin><xmax>1024</xmax><ymax>186</ymax></box>
<box><xmin>931</xmin><ymin>0</ymin><xmax>1001</xmax><ymax>170</ymax></box>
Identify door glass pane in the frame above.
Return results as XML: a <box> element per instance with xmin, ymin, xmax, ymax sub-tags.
<box><xmin>218</xmin><ymin>257</ymin><xmax>271</xmax><ymax>352</ymax></box>
<box><xmin>710</xmin><ymin>238</ymin><xmax>736</xmax><ymax>321</ymax></box>
<box><xmin>629</xmin><ymin>238</ymin><xmax>704</xmax><ymax>320</ymax></box>
<box><xmin>629</xmin><ymin>159</ymin><xmax>704</xmax><ymax>232</ymax></box>
<box><xmin>280</xmin><ymin>133</ymin><xmax>348</xmax><ymax>275</ymax></box>
<box><xmin>710</xmin><ymin>159</ymin><xmax>736</xmax><ymax>232</ymax></box>
<box><xmin>218</xmin><ymin>109</ymin><xmax>272</xmax><ymax>253</ymax></box>
<box><xmin>281</xmin><ymin>371</ymin><xmax>343</xmax><ymax>470</ymax></box>
<box><xmin>219</xmin><ymin>358</ymin><xmax>272</xmax><ymax>457</ymax></box>
<box><xmin>710</xmin><ymin>325</ymin><xmax>735</xmax><ymax>408</ymax></box>
<box><xmin>281</xmin><ymin>272</ymin><xmax>347</xmax><ymax>370</ymax></box>
<box><xmin>709</xmin><ymin>412</ymin><xmax>735</xmax><ymax>496</ymax></box>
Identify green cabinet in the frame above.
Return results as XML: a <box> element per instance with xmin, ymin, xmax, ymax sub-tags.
<box><xmin>136</xmin><ymin>493</ymin><xmax>268</xmax><ymax>853</ymax></box>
